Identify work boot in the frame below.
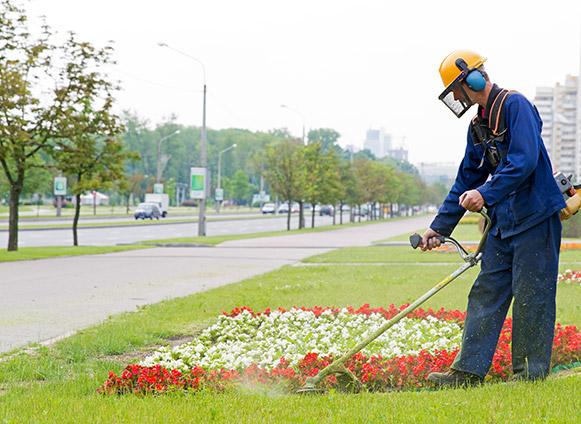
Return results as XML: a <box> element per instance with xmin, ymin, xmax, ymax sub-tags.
<box><xmin>427</xmin><ymin>369</ymin><xmax>483</xmax><ymax>388</ymax></box>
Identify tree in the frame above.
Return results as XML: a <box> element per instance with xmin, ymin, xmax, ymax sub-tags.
<box><xmin>303</xmin><ymin>142</ymin><xmax>342</xmax><ymax>227</ymax></box>
<box><xmin>336</xmin><ymin>159</ymin><xmax>355</xmax><ymax>224</ymax></box>
<box><xmin>226</xmin><ymin>170</ymin><xmax>254</xmax><ymax>206</ymax></box>
<box><xmin>46</xmin><ymin>34</ymin><xmax>131</xmax><ymax>245</ymax></box>
<box><xmin>53</xmin><ymin>137</ymin><xmax>133</xmax><ymax>245</ymax></box>
<box><xmin>117</xmin><ymin>173</ymin><xmax>146</xmax><ymax>214</ymax></box>
<box><xmin>307</xmin><ymin>128</ymin><xmax>340</xmax><ymax>153</ymax></box>
<box><xmin>0</xmin><ymin>1</ymin><xmax>120</xmax><ymax>250</ymax></box>
<box><xmin>263</xmin><ymin>139</ymin><xmax>304</xmax><ymax>230</ymax></box>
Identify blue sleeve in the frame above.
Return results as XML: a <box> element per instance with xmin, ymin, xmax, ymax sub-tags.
<box><xmin>430</xmin><ymin>128</ymin><xmax>490</xmax><ymax>237</ymax></box>
<box><xmin>477</xmin><ymin>95</ymin><xmax>540</xmax><ymax>206</ymax></box>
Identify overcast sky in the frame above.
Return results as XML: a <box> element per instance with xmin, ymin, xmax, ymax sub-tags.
<box><xmin>28</xmin><ymin>0</ymin><xmax>581</xmax><ymax>164</ymax></box>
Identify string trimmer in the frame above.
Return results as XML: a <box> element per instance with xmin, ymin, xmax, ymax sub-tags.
<box><xmin>296</xmin><ymin>209</ymin><xmax>491</xmax><ymax>394</ymax></box>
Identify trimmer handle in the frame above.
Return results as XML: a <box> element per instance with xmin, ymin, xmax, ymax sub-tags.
<box><xmin>409</xmin><ymin>233</ymin><xmax>446</xmax><ymax>249</ymax></box>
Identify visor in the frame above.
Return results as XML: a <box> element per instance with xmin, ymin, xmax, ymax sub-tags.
<box><xmin>438</xmin><ymin>73</ymin><xmax>475</xmax><ymax>118</ymax></box>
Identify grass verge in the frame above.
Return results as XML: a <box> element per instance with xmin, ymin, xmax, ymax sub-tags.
<box><xmin>145</xmin><ymin>215</ymin><xmax>422</xmax><ymax>245</ymax></box>
<box><xmin>0</xmin><ymin>245</ymin><xmax>152</xmax><ymax>263</ymax></box>
<box><xmin>0</xmin><ymin>239</ymin><xmax>578</xmax><ymax>422</ymax></box>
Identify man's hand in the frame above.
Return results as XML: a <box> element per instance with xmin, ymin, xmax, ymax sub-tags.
<box><xmin>459</xmin><ymin>189</ymin><xmax>484</xmax><ymax>212</ymax></box>
<box><xmin>420</xmin><ymin>228</ymin><xmax>443</xmax><ymax>252</ymax></box>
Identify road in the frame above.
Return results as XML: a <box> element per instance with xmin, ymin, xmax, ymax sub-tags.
<box><xmin>1</xmin><ymin>211</ymin><xmax>259</xmax><ymax>226</ymax></box>
<box><xmin>0</xmin><ymin>214</ymin><xmax>345</xmax><ymax>247</ymax></box>
<box><xmin>0</xmin><ymin>215</ymin><xmax>432</xmax><ymax>353</ymax></box>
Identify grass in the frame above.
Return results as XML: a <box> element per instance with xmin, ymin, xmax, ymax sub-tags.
<box><xmin>383</xmin><ymin>222</ymin><xmax>483</xmax><ymax>242</ymax></box>
<box><xmin>0</xmin><ymin>245</ymin><xmax>152</xmax><ymax>263</ymax></box>
<box><xmin>145</xmin><ymin>217</ymin><xmax>401</xmax><ymax>245</ymax></box>
<box><xmin>0</xmin><ymin>237</ymin><xmax>579</xmax><ymax>422</ymax></box>
<box><xmin>0</xmin><ymin>213</ymin><xmax>282</xmax><ymax>230</ymax></box>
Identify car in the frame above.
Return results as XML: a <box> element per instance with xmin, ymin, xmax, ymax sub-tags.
<box><xmin>134</xmin><ymin>202</ymin><xmax>161</xmax><ymax>220</ymax></box>
<box><xmin>319</xmin><ymin>205</ymin><xmax>334</xmax><ymax>216</ymax></box>
<box><xmin>277</xmin><ymin>203</ymin><xmax>290</xmax><ymax>214</ymax></box>
<box><xmin>291</xmin><ymin>202</ymin><xmax>300</xmax><ymax>213</ymax></box>
<box><xmin>261</xmin><ymin>203</ymin><xmax>276</xmax><ymax>214</ymax></box>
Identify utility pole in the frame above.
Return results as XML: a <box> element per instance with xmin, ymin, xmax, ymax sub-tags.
<box><xmin>216</xmin><ymin>143</ymin><xmax>237</xmax><ymax>213</ymax></box>
<box><xmin>156</xmin><ymin>129</ymin><xmax>180</xmax><ymax>184</ymax></box>
<box><xmin>158</xmin><ymin>42</ymin><xmax>208</xmax><ymax>236</ymax></box>
<box><xmin>199</xmin><ymin>83</ymin><xmax>208</xmax><ymax>235</ymax></box>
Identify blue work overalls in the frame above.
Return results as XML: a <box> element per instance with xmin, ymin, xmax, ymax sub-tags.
<box><xmin>430</xmin><ymin>87</ymin><xmax>567</xmax><ymax>379</ymax></box>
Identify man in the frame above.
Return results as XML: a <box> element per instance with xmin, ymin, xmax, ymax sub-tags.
<box><xmin>422</xmin><ymin>50</ymin><xmax>566</xmax><ymax>387</ymax></box>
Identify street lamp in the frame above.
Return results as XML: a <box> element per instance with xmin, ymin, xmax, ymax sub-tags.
<box><xmin>156</xmin><ymin>129</ymin><xmax>180</xmax><ymax>184</ymax></box>
<box><xmin>216</xmin><ymin>143</ymin><xmax>237</xmax><ymax>213</ymax></box>
<box><xmin>158</xmin><ymin>42</ymin><xmax>208</xmax><ymax>236</ymax></box>
<box><xmin>280</xmin><ymin>104</ymin><xmax>306</xmax><ymax>144</ymax></box>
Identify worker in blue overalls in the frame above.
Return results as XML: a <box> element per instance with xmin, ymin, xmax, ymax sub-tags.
<box><xmin>421</xmin><ymin>50</ymin><xmax>566</xmax><ymax>387</ymax></box>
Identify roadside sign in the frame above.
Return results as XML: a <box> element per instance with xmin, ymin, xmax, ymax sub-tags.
<box><xmin>190</xmin><ymin>167</ymin><xmax>207</xmax><ymax>199</ymax></box>
<box><xmin>153</xmin><ymin>183</ymin><xmax>164</xmax><ymax>194</ymax></box>
<box><xmin>215</xmin><ymin>188</ymin><xmax>224</xmax><ymax>201</ymax></box>
<box><xmin>54</xmin><ymin>177</ymin><xmax>67</xmax><ymax>196</ymax></box>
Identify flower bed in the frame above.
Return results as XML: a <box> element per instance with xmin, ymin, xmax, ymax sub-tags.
<box><xmin>558</xmin><ymin>270</ymin><xmax>581</xmax><ymax>286</ymax></box>
<box><xmin>99</xmin><ymin>304</ymin><xmax>581</xmax><ymax>395</ymax></box>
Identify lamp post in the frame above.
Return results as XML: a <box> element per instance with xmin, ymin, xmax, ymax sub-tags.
<box><xmin>158</xmin><ymin>42</ymin><xmax>208</xmax><ymax>236</ymax></box>
<box><xmin>280</xmin><ymin>104</ymin><xmax>307</xmax><ymax>228</ymax></box>
<box><xmin>216</xmin><ymin>143</ymin><xmax>237</xmax><ymax>212</ymax></box>
<box><xmin>280</xmin><ymin>104</ymin><xmax>306</xmax><ymax>144</ymax></box>
<box><xmin>156</xmin><ymin>129</ymin><xmax>180</xmax><ymax>184</ymax></box>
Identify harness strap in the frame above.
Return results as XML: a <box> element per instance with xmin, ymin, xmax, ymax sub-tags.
<box><xmin>488</xmin><ymin>89</ymin><xmax>514</xmax><ymax>136</ymax></box>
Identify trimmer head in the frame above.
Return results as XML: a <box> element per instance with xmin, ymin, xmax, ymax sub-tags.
<box><xmin>295</xmin><ymin>384</ymin><xmax>325</xmax><ymax>395</ymax></box>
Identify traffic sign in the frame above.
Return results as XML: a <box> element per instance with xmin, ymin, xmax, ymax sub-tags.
<box><xmin>215</xmin><ymin>188</ymin><xmax>224</xmax><ymax>201</ymax></box>
<box><xmin>153</xmin><ymin>183</ymin><xmax>164</xmax><ymax>194</ymax></box>
<box><xmin>54</xmin><ymin>177</ymin><xmax>67</xmax><ymax>196</ymax></box>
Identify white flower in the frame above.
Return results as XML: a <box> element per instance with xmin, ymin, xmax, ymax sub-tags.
<box><xmin>140</xmin><ymin>308</ymin><xmax>463</xmax><ymax>372</ymax></box>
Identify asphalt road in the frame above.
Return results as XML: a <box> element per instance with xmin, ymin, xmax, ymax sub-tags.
<box><xmin>0</xmin><ymin>214</ymin><xmax>432</xmax><ymax>353</ymax></box>
<box><xmin>0</xmin><ymin>214</ymin><xmax>342</xmax><ymax>247</ymax></box>
<box><xmin>2</xmin><ymin>211</ymin><xmax>258</xmax><ymax>226</ymax></box>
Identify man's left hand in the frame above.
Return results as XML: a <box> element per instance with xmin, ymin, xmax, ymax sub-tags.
<box><xmin>459</xmin><ymin>190</ymin><xmax>484</xmax><ymax>212</ymax></box>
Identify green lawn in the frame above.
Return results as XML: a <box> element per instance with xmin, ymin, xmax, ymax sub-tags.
<box><xmin>0</xmin><ymin>242</ymin><xmax>579</xmax><ymax>422</ymax></box>
<box><xmin>145</xmin><ymin>217</ymin><xmax>399</xmax><ymax>246</ymax></box>
<box><xmin>383</xmin><ymin>222</ymin><xmax>483</xmax><ymax>242</ymax></box>
<box><xmin>0</xmin><ymin>245</ymin><xmax>152</xmax><ymax>262</ymax></box>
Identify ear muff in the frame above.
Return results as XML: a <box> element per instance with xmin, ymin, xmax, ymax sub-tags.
<box><xmin>465</xmin><ymin>69</ymin><xmax>486</xmax><ymax>92</ymax></box>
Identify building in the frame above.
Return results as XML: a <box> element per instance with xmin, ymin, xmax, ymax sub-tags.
<box><xmin>363</xmin><ymin>128</ymin><xmax>409</xmax><ymax>161</ymax></box>
<box><xmin>534</xmin><ymin>74</ymin><xmax>580</xmax><ymax>179</ymax></box>
<box><xmin>363</xmin><ymin>128</ymin><xmax>392</xmax><ymax>158</ymax></box>
<box><xmin>388</xmin><ymin>147</ymin><xmax>408</xmax><ymax>162</ymax></box>
<box><xmin>417</xmin><ymin>162</ymin><xmax>458</xmax><ymax>185</ymax></box>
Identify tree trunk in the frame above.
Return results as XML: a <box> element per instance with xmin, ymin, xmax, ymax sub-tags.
<box><xmin>7</xmin><ymin>185</ymin><xmax>21</xmax><ymax>251</ymax></box>
<box><xmin>126</xmin><ymin>193</ymin><xmax>131</xmax><ymax>214</ymax></box>
<box><xmin>311</xmin><ymin>206</ymin><xmax>315</xmax><ymax>228</ymax></box>
<box><xmin>339</xmin><ymin>201</ymin><xmax>344</xmax><ymax>225</ymax></box>
<box><xmin>358</xmin><ymin>205</ymin><xmax>361</xmax><ymax>223</ymax></box>
<box><xmin>299</xmin><ymin>201</ymin><xmax>305</xmax><ymax>229</ymax></box>
<box><xmin>72</xmin><ymin>193</ymin><xmax>82</xmax><ymax>246</ymax></box>
<box><xmin>286</xmin><ymin>201</ymin><xmax>291</xmax><ymax>231</ymax></box>
<box><xmin>332</xmin><ymin>204</ymin><xmax>336</xmax><ymax>225</ymax></box>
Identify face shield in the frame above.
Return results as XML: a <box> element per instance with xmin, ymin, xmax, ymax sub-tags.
<box><xmin>438</xmin><ymin>74</ymin><xmax>474</xmax><ymax>118</ymax></box>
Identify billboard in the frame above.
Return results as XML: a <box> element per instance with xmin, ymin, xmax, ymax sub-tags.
<box><xmin>190</xmin><ymin>167</ymin><xmax>207</xmax><ymax>199</ymax></box>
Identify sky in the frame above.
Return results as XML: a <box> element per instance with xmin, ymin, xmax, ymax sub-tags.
<box><xmin>27</xmin><ymin>0</ymin><xmax>581</xmax><ymax>165</ymax></box>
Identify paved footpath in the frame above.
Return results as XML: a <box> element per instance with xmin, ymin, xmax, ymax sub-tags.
<box><xmin>0</xmin><ymin>216</ymin><xmax>432</xmax><ymax>353</ymax></box>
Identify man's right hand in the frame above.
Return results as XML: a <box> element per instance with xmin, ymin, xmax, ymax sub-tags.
<box><xmin>420</xmin><ymin>228</ymin><xmax>443</xmax><ymax>252</ymax></box>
